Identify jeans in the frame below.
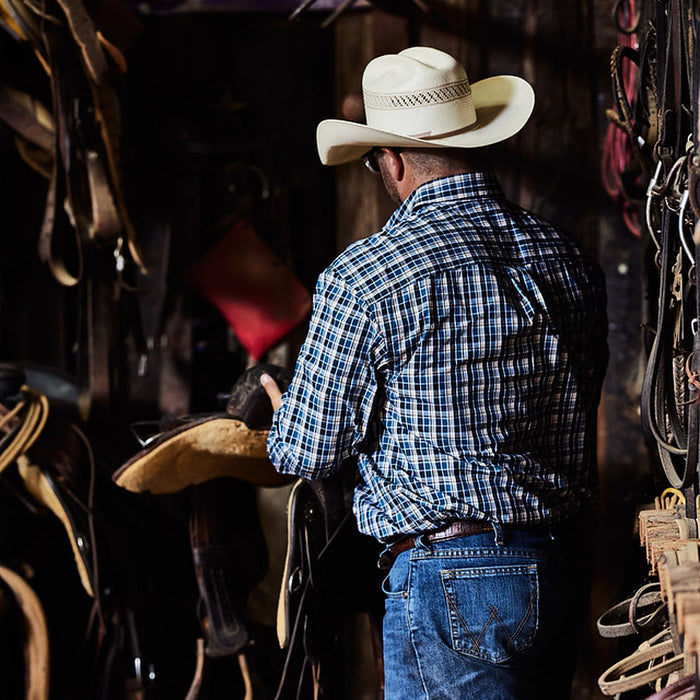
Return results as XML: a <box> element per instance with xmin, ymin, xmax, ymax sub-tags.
<box><xmin>382</xmin><ymin>520</ymin><xmax>593</xmax><ymax>700</ymax></box>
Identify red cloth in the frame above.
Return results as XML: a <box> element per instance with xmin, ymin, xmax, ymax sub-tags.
<box><xmin>186</xmin><ymin>218</ymin><xmax>312</xmax><ymax>360</ymax></box>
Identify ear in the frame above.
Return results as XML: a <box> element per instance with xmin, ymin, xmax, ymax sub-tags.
<box><xmin>379</xmin><ymin>148</ymin><xmax>405</xmax><ymax>181</ymax></box>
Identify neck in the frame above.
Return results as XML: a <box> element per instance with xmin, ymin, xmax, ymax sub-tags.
<box><xmin>398</xmin><ymin>166</ymin><xmax>474</xmax><ymax>202</ymax></box>
<box><xmin>378</xmin><ymin>147</ymin><xmax>484</xmax><ymax>204</ymax></box>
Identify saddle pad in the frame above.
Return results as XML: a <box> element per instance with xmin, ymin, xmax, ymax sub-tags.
<box><xmin>113</xmin><ymin>416</ymin><xmax>290</xmax><ymax>494</ymax></box>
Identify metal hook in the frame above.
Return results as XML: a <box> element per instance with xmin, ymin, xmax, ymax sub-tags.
<box><xmin>665</xmin><ymin>154</ymin><xmax>689</xmax><ymax>213</ymax></box>
<box><xmin>646</xmin><ymin>161</ymin><xmax>664</xmax><ymax>250</ymax></box>
<box><xmin>679</xmin><ymin>189</ymin><xmax>696</xmax><ymax>264</ymax></box>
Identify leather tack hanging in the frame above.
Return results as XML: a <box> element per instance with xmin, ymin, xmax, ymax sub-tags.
<box><xmin>0</xmin><ymin>0</ymin><xmax>146</xmax><ymax>287</ymax></box>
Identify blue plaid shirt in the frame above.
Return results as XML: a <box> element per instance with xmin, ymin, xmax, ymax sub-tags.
<box><xmin>268</xmin><ymin>172</ymin><xmax>608</xmax><ymax>541</ymax></box>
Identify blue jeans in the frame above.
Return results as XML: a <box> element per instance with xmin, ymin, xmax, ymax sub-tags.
<box><xmin>382</xmin><ymin>520</ymin><xmax>593</xmax><ymax>700</ymax></box>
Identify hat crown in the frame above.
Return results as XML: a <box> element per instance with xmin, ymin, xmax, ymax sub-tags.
<box><xmin>361</xmin><ymin>47</ymin><xmax>476</xmax><ymax>139</ymax></box>
<box><xmin>315</xmin><ymin>46</ymin><xmax>535</xmax><ymax>166</ymax></box>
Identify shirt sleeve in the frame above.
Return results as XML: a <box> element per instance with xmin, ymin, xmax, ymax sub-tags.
<box><xmin>267</xmin><ymin>269</ymin><xmax>383</xmax><ymax>480</ymax></box>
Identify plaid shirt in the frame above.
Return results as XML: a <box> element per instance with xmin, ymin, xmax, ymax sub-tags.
<box><xmin>268</xmin><ymin>172</ymin><xmax>608</xmax><ymax>541</ymax></box>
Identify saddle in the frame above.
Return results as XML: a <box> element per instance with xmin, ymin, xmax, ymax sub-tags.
<box><xmin>114</xmin><ymin>363</ymin><xmax>384</xmax><ymax>697</ymax></box>
<box><xmin>113</xmin><ymin>363</ymin><xmax>294</xmax><ymax>495</ymax></box>
<box><xmin>114</xmin><ymin>364</ymin><xmax>294</xmax><ymax>678</ymax></box>
<box><xmin>0</xmin><ymin>362</ymin><xmax>154</xmax><ymax>699</ymax></box>
<box><xmin>0</xmin><ymin>360</ymin><xmax>383</xmax><ymax>697</ymax></box>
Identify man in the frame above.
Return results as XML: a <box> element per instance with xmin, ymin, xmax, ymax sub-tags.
<box><xmin>262</xmin><ymin>46</ymin><xmax>608</xmax><ymax>699</ymax></box>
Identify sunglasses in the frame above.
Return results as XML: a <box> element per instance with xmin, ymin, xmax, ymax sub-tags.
<box><xmin>362</xmin><ymin>148</ymin><xmax>402</xmax><ymax>173</ymax></box>
<box><xmin>362</xmin><ymin>148</ymin><xmax>381</xmax><ymax>173</ymax></box>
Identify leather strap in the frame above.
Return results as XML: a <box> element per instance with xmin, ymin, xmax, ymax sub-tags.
<box><xmin>275</xmin><ymin>475</ymin><xmax>363</xmax><ymax>700</ymax></box>
<box><xmin>39</xmin><ymin>25</ymin><xmax>83</xmax><ymax>287</ymax></box>
<box><xmin>386</xmin><ymin>519</ymin><xmax>494</xmax><ymax>560</ymax></box>
<box><xmin>2</xmin><ymin>0</ymin><xmax>147</xmax><ymax>287</ymax></box>
<box><xmin>189</xmin><ymin>479</ymin><xmax>268</xmax><ymax>657</ymax></box>
<box><xmin>184</xmin><ymin>639</ymin><xmax>205</xmax><ymax>700</ymax></box>
<box><xmin>0</xmin><ymin>565</ymin><xmax>50</xmax><ymax>700</ymax></box>
<box><xmin>0</xmin><ymin>387</ymin><xmax>49</xmax><ymax>474</ymax></box>
<box><xmin>639</xmin><ymin>0</ymin><xmax>699</xmax><ymax>494</ymax></box>
<box><xmin>598</xmin><ymin>630</ymin><xmax>685</xmax><ymax>696</ymax></box>
<box><xmin>0</xmin><ymin>86</ymin><xmax>53</xmax><ymax>151</ymax></box>
<box><xmin>597</xmin><ymin>582</ymin><xmax>667</xmax><ymax>638</ymax></box>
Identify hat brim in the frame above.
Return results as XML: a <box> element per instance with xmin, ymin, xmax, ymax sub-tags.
<box><xmin>317</xmin><ymin>75</ymin><xmax>535</xmax><ymax>166</ymax></box>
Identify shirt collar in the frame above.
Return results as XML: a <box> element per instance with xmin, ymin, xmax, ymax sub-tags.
<box><xmin>385</xmin><ymin>171</ymin><xmax>504</xmax><ymax>229</ymax></box>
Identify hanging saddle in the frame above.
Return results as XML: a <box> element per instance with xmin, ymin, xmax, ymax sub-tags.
<box><xmin>0</xmin><ymin>362</ymin><xmax>154</xmax><ymax>698</ymax></box>
<box><xmin>114</xmin><ymin>363</ymin><xmax>294</xmax><ymax>665</ymax></box>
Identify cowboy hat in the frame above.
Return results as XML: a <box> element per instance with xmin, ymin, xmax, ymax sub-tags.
<box><xmin>317</xmin><ymin>46</ymin><xmax>535</xmax><ymax>166</ymax></box>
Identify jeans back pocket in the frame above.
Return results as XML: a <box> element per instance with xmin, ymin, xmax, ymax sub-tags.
<box><xmin>440</xmin><ymin>563</ymin><xmax>539</xmax><ymax>664</ymax></box>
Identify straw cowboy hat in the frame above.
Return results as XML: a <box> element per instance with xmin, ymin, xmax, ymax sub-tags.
<box><xmin>317</xmin><ymin>46</ymin><xmax>535</xmax><ymax>166</ymax></box>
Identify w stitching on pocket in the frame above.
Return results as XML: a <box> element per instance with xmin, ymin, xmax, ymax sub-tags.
<box><xmin>440</xmin><ymin>564</ymin><xmax>538</xmax><ymax>664</ymax></box>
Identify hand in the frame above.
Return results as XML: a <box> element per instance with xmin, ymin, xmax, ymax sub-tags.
<box><xmin>260</xmin><ymin>373</ymin><xmax>282</xmax><ymax>412</ymax></box>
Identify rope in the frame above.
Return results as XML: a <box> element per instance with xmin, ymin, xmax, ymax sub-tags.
<box><xmin>0</xmin><ymin>386</ymin><xmax>49</xmax><ymax>474</ymax></box>
<box><xmin>602</xmin><ymin>0</ymin><xmax>643</xmax><ymax>236</ymax></box>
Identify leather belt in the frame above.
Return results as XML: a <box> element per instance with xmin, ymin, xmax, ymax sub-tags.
<box><xmin>386</xmin><ymin>519</ymin><xmax>493</xmax><ymax>561</ymax></box>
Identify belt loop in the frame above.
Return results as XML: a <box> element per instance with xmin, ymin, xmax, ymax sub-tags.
<box><xmin>377</xmin><ymin>544</ymin><xmax>395</xmax><ymax>570</ymax></box>
<box><xmin>491</xmin><ymin>522</ymin><xmax>504</xmax><ymax>546</ymax></box>
<box><xmin>415</xmin><ymin>533</ymin><xmax>431</xmax><ymax>552</ymax></box>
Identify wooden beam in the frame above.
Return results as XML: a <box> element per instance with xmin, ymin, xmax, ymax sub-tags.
<box><xmin>333</xmin><ymin>9</ymin><xmax>408</xmax><ymax>250</ymax></box>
